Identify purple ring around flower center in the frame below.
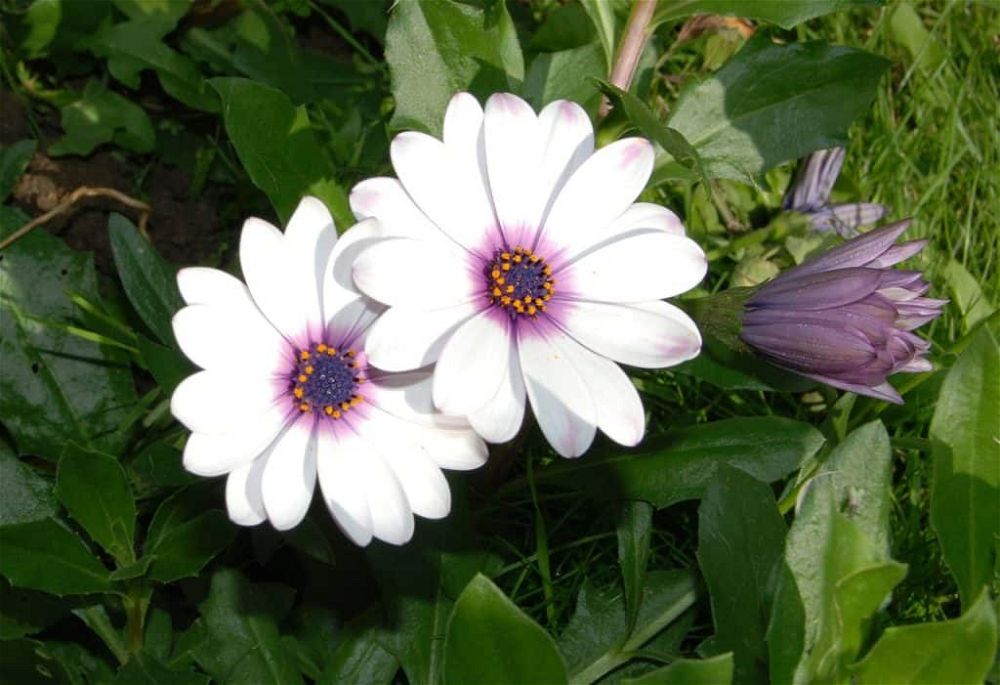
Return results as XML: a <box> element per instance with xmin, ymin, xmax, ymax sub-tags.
<box><xmin>485</xmin><ymin>246</ymin><xmax>554</xmax><ymax>318</ymax></box>
<box><xmin>291</xmin><ymin>343</ymin><xmax>365</xmax><ymax>419</ymax></box>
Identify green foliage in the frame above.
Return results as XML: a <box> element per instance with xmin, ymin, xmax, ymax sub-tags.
<box><xmin>0</xmin><ymin>1</ymin><xmax>996</xmax><ymax>683</ymax></box>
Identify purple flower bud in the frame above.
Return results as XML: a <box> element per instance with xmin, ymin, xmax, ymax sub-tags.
<box><xmin>784</xmin><ymin>148</ymin><xmax>888</xmax><ymax>237</ymax></box>
<box><xmin>740</xmin><ymin>220</ymin><xmax>945</xmax><ymax>404</ymax></box>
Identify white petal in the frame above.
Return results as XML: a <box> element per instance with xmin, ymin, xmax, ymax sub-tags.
<box><xmin>433</xmin><ymin>311</ymin><xmax>512</xmax><ymax>416</ymax></box>
<box><xmin>536</xmin><ymin>100</ymin><xmax>595</xmax><ymax>226</ymax></box>
<box><xmin>350</xmin><ymin>177</ymin><xmax>442</xmax><ymax>242</ymax></box>
<box><xmin>177</xmin><ymin>267</ymin><xmax>248</xmax><ymax>307</ymax></box>
<box><xmin>183</xmin><ymin>403</ymin><xmax>290</xmax><ymax>476</ymax></box>
<box><xmin>239</xmin><ymin>217</ymin><xmax>302</xmax><ymax>339</ymax></box>
<box><xmin>541</xmin><ymin>138</ymin><xmax>654</xmax><ymax>251</ymax></box>
<box><xmin>561</xmin><ymin>300</ymin><xmax>702</xmax><ymax>368</ymax></box>
<box><xmin>415</xmin><ymin>426</ymin><xmax>488</xmax><ymax>471</ymax></box>
<box><xmin>483</xmin><ymin>93</ymin><xmax>542</xmax><ymax>243</ymax></box>
<box><xmin>518</xmin><ymin>326</ymin><xmax>596</xmax><ymax>458</ymax></box>
<box><xmin>391</xmin><ymin>131</ymin><xmax>496</xmax><ymax>251</ymax></box>
<box><xmin>362</xmin><ymin>411</ymin><xmax>451</xmax><ymax>520</ymax></box>
<box><xmin>346</xmin><ymin>427</ymin><xmax>414</xmax><ymax>545</ymax></box>
<box><xmin>261</xmin><ymin>419</ymin><xmax>317</xmax><ymax>530</ymax></box>
<box><xmin>316</xmin><ymin>427</ymin><xmax>373</xmax><ymax>546</ymax></box>
<box><xmin>284</xmin><ymin>197</ymin><xmax>338</xmax><ymax>331</ymax></box>
<box><xmin>468</xmin><ymin>341</ymin><xmax>527</xmax><ymax>443</ymax></box>
<box><xmin>226</xmin><ymin>457</ymin><xmax>268</xmax><ymax>526</ymax></box>
<box><xmin>606</xmin><ymin>202</ymin><xmax>685</xmax><ymax>238</ymax></box>
<box><xmin>555</xmin><ymin>337</ymin><xmax>645</xmax><ymax>447</ymax></box>
<box><xmin>563</xmin><ymin>231</ymin><xmax>707</xmax><ymax>302</ymax></box>
<box><xmin>365</xmin><ymin>302</ymin><xmax>478</xmax><ymax>372</ymax></box>
<box><xmin>171</xmin><ymin>370</ymin><xmax>279</xmax><ymax>435</ymax></box>
<box><xmin>368</xmin><ymin>371</ymin><xmax>468</xmax><ymax>431</ymax></box>
<box><xmin>352</xmin><ymin>237</ymin><xmax>478</xmax><ymax>309</ymax></box>
<box><xmin>443</xmin><ymin>93</ymin><xmax>497</xmax><ymax>242</ymax></box>
<box><xmin>322</xmin><ymin>218</ymin><xmax>388</xmax><ymax>338</ymax></box>
<box><xmin>172</xmin><ymin>304</ymin><xmax>287</xmax><ymax>374</ymax></box>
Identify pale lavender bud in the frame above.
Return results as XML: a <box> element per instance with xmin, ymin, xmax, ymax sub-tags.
<box><xmin>740</xmin><ymin>220</ymin><xmax>945</xmax><ymax>404</ymax></box>
<box><xmin>784</xmin><ymin>148</ymin><xmax>888</xmax><ymax>237</ymax></box>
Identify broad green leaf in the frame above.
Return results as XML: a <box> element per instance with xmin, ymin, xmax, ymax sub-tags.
<box><xmin>130</xmin><ymin>440</ymin><xmax>197</xmax><ymax>490</ymax></box>
<box><xmin>0</xmin><ymin>577</ymin><xmax>71</xmax><ymax>639</ymax></box>
<box><xmin>527</xmin><ymin>417</ymin><xmax>824</xmax><ymax>508</ymax></box>
<box><xmin>578</xmin><ymin>0</ymin><xmax>626</xmax><ymax>69</ymax></box>
<box><xmin>768</xmin><ymin>422</ymin><xmax>900</xmax><ymax>684</ymax></box>
<box><xmin>668</xmin><ymin>35</ymin><xmax>890</xmax><ymax>183</ymax></box>
<box><xmin>617</xmin><ymin>500</ymin><xmax>653</xmax><ymax>633</ymax></box>
<box><xmin>49</xmin><ymin>80</ymin><xmax>155</xmax><ymax>156</ymax></box>
<box><xmin>562</xmin><ymin>570</ymin><xmax>698</xmax><ymax>684</ymax></box>
<box><xmin>210</xmin><ymin>77</ymin><xmax>351</xmax><ymax>226</ymax></box>
<box><xmin>0</xmin><ymin>206</ymin><xmax>137</xmax><ymax>458</ymax></box>
<box><xmin>194</xmin><ymin>569</ymin><xmax>303</xmax><ymax>684</ymax></box>
<box><xmin>851</xmin><ymin>590</ymin><xmax>997</xmax><ymax>685</ymax></box>
<box><xmin>942</xmin><ymin>259</ymin><xmax>995</xmax><ymax>332</ymax></box>
<box><xmin>444</xmin><ymin>574</ymin><xmax>567</xmax><ymax>685</ymax></box>
<box><xmin>17</xmin><ymin>0</ymin><xmax>111</xmax><ymax>59</ymax></box>
<box><xmin>384</xmin><ymin>0</ymin><xmax>524</xmax><ymax>137</ymax></box>
<box><xmin>0</xmin><ymin>519</ymin><xmax>111</xmax><ymax>595</ymax></box>
<box><xmin>623</xmin><ymin>653</ymin><xmax>734</xmax><ymax>685</ymax></box>
<box><xmin>0</xmin><ymin>638</ymin><xmax>75</xmax><ymax>684</ymax></box>
<box><xmin>930</xmin><ymin>325</ymin><xmax>1000</xmax><ymax>607</ymax></box>
<box><xmin>887</xmin><ymin>3</ymin><xmax>947</xmax><ymax>73</ymax></box>
<box><xmin>653</xmin><ymin>0</ymin><xmax>880</xmax><ymax>29</ymax></box>
<box><xmin>114</xmin><ymin>651</ymin><xmax>209</xmax><ymax>685</ymax></box>
<box><xmin>524</xmin><ymin>43</ymin><xmax>605</xmax><ymax>115</ymax></box>
<box><xmin>136</xmin><ymin>336</ymin><xmax>190</xmax><ymax>394</ymax></box>
<box><xmin>0</xmin><ymin>441</ymin><xmax>57</xmax><ymax>525</ymax></box>
<box><xmin>0</xmin><ymin>140</ymin><xmax>36</xmax><ymax>202</ymax></box>
<box><xmin>143</xmin><ymin>486</ymin><xmax>237</xmax><ymax>583</ymax></box>
<box><xmin>56</xmin><ymin>444</ymin><xmax>136</xmax><ymax>564</ymax></box>
<box><xmin>316</xmin><ymin>608</ymin><xmax>400</xmax><ymax>685</ymax></box>
<box><xmin>108</xmin><ymin>214</ymin><xmax>183</xmax><ymax>347</ymax></box>
<box><xmin>529</xmin><ymin>2</ymin><xmax>595</xmax><ymax>52</ymax></box>
<box><xmin>697</xmin><ymin>465</ymin><xmax>785</xmax><ymax>684</ymax></box>
<box><xmin>367</xmin><ymin>494</ymin><xmax>498</xmax><ymax>685</ymax></box>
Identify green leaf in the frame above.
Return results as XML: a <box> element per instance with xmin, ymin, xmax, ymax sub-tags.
<box><xmin>317</xmin><ymin>609</ymin><xmax>399</xmax><ymax>685</ymax></box>
<box><xmin>136</xmin><ymin>336</ymin><xmax>191</xmax><ymax>394</ymax></box>
<box><xmin>667</xmin><ymin>34</ymin><xmax>890</xmax><ymax>183</ymax></box>
<box><xmin>697</xmin><ymin>465</ymin><xmax>785</xmax><ymax>684</ymax></box>
<box><xmin>0</xmin><ymin>441</ymin><xmax>57</xmax><ymax>525</ymax></box>
<box><xmin>598</xmin><ymin>81</ymin><xmax>709</xmax><ymax>185</ymax></box>
<box><xmin>143</xmin><ymin>486</ymin><xmax>237</xmax><ymax>583</ymax></box>
<box><xmin>886</xmin><ymin>2</ymin><xmax>947</xmax><ymax>73</ymax></box>
<box><xmin>0</xmin><ymin>140</ymin><xmax>36</xmax><ymax>202</ymax></box>
<box><xmin>930</xmin><ymin>325</ymin><xmax>1000</xmax><ymax>607</ymax></box>
<box><xmin>194</xmin><ymin>568</ymin><xmax>304</xmax><ymax>684</ymax></box>
<box><xmin>851</xmin><ymin>590</ymin><xmax>997</xmax><ymax>685</ymax></box>
<box><xmin>130</xmin><ymin>440</ymin><xmax>197</xmax><ymax>490</ymax></box>
<box><xmin>623</xmin><ymin>653</ymin><xmax>734</xmax><ymax>685</ymax></box>
<box><xmin>108</xmin><ymin>213</ymin><xmax>183</xmax><ymax>347</ymax></box>
<box><xmin>617</xmin><ymin>500</ymin><xmax>653</xmax><ymax>633</ymax></box>
<box><xmin>114</xmin><ymin>651</ymin><xmax>209</xmax><ymax>685</ymax></box>
<box><xmin>0</xmin><ymin>206</ymin><xmax>137</xmax><ymax>458</ymax></box>
<box><xmin>444</xmin><ymin>574</ymin><xmax>567</xmax><ymax>685</ymax></box>
<box><xmin>0</xmin><ymin>518</ymin><xmax>111</xmax><ymax>595</ymax></box>
<box><xmin>56</xmin><ymin>444</ymin><xmax>136</xmax><ymax>565</ymax></box>
<box><xmin>942</xmin><ymin>259</ymin><xmax>995</xmax><ymax>333</ymax></box>
<box><xmin>0</xmin><ymin>577</ymin><xmax>71</xmax><ymax>639</ymax></box>
<box><xmin>527</xmin><ymin>417</ymin><xmax>824</xmax><ymax>508</ymax></box>
<box><xmin>49</xmin><ymin>80</ymin><xmax>155</xmax><ymax>156</ymax></box>
<box><xmin>578</xmin><ymin>0</ymin><xmax>625</xmax><ymax>69</ymax></box>
<box><xmin>384</xmin><ymin>0</ymin><xmax>524</xmax><ymax>137</ymax></box>
<box><xmin>653</xmin><ymin>0</ymin><xmax>880</xmax><ymax>30</ymax></box>
<box><xmin>0</xmin><ymin>638</ymin><xmax>77</xmax><ymax>684</ymax></box>
<box><xmin>767</xmin><ymin>422</ymin><xmax>901</xmax><ymax>684</ymax></box>
<box><xmin>210</xmin><ymin>77</ymin><xmax>350</xmax><ymax>226</ymax></box>
<box><xmin>524</xmin><ymin>43</ymin><xmax>605</xmax><ymax>115</ymax></box>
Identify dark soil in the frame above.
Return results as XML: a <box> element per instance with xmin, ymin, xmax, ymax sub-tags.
<box><xmin>2</xmin><ymin>89</ymin><xmax>231</xmax><ymax>274</ymax></box>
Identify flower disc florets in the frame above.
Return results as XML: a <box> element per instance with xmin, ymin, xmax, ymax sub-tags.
<box><xmin>486</xmin><ymin>246</ymin><xmax>554</xmax><ymax>318</ymax></box>
<box><xmin>292</xmin><ymin>344</ymin><xmax>364</xmax><ymax>418</ymax></box>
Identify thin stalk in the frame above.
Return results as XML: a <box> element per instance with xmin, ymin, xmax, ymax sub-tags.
<box><xmin>599</xmin><ymin>0</ymin><xmax>659</xmax><ymax>117</ymax></box>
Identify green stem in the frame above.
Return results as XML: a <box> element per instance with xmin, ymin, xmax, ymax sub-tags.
<box><xmin>307</xmin><ymin>0</ymin><xmax>382</xmax><ymax>69</ymax></box>
<box><xmin>73</xmin><ymin>605</ymin><xmax>128</xmax><ymax>665</ymax></box>
<box><xmin>123</xmin><ymin>586</ymin><xmax>151</xmax><ymax>656</ymax></box>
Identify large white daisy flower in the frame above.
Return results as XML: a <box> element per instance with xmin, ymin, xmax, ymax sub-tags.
<box><xmin>169</xmin><ymin>197</ymin><xmax>487</xmax><ymax>546</ymax></box>
<box><xmin>351</xmin><ymin>93</ymin><xmax>707</xmax><ymax>458</ymax></box>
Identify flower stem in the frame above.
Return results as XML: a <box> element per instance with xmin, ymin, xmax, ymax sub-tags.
<box><xmin>599</xmin><ymin>0</ymin><xmax>659</xmax><ymax>117</ymax></box>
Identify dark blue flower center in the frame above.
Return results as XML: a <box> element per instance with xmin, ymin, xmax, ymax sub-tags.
<box><xmin>291</xmin><ymin>344</ymin><xmax>364</xmax><ymax>419</ymax></box>
<box><xmin>486</xmin><ymin>246</ymin><xmax>554</xmax><ymax>318</ymax></box>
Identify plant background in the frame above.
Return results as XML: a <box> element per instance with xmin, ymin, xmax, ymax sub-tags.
<box><xmin>0</xmin><ymin>0</ymin><xmax>997</xmax><ymax>684</ymax></box>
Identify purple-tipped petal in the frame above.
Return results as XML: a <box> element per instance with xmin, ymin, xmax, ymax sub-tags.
<box><xmin>784</xmin><ymin>219</ymin><xmax>912</xmax><ymax>278</ymax></box>
<box><xmin>784</xmin><ymin>148</ymin><xmax>845</xmax><ymax>211</ymax></box>
<box><xmin>741</xmin><ymin>322</ymin><xmax>876</xmax><ymax>374</ymax></box>
<box><xmin>750</xmin><ymin>267</ymin><xmax>883</xmax><ymax>310</ymax></box>
<box><xmin>868</xmin><ymin>239</ymin><xmax>927</xmax><ymax>268</ymax></box>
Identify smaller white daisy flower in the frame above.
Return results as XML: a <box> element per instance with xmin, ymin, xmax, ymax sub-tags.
<box><xmin>351</xmin><ymin>92</ymin><xmax>707</xmax><ymax>458</ymax></box>
<box><xmin>170</xmin><ymin>197</ymin><xmax>487</xmax><ymax>546</ymax></box>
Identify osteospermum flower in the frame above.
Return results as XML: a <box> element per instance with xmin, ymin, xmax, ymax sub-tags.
<box><xmin>170</xmin><ymin>197</ymin><xmax>486</xmax><ymax>545</ymax></box>
<box><xmin>741</xmin><ymin>219</ymin><xmax>945</xmax><ymax>403</ymax></box>
<box><xmin>784</xmin><ymin>147</ymin><xmax>887</xmax><ymax>237</ymax></box>
<box><xmin>349</xmin><ymin>93</ymin><xmax>707</xmax><ymax>458</ymax></box>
